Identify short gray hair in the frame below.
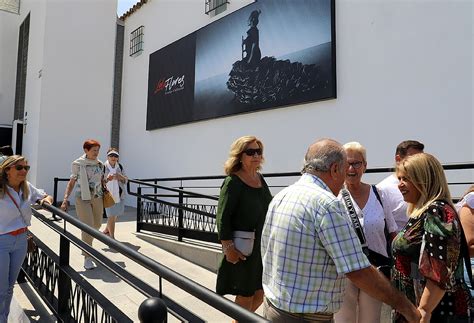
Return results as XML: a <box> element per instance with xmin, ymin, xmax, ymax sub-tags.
<box><xmin>302</xmin><ymin>139</ymin><xmax>346</xmax><ymax>174</ymax></box>
<box><xmin>343</xmin><ymin>141</ymin><xmax>367</xmax><ymax>162</ymax></box>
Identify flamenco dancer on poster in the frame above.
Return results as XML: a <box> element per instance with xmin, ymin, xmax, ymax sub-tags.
<box><xmin>227</xmin><ymin>9</ymin><xmax>321</xmax><ymax>105</ymax></box>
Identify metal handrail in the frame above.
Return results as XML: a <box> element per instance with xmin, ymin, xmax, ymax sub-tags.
<box><xmin>40</xmin><ymin>203</ymin><xmax>268</xmax><ymax>322</ymax></box>
<box><xmin>128</xmin><ymin>178</ymin><xmax>219</xmax><ymax>201</ymax></box>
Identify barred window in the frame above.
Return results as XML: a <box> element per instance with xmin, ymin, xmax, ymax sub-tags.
<box><xmin>0</xmin><ymin>0</ymin><xmax>20</xmax><ymax>14</ymax></box>
<box><xmin>130</xmin><ymin>26</ymin><xmax>144</xmax><ymax>57</ymax></box>
<box><xmin>205</xmin><ymin>0</ymin><xmax>228</xmax><ymax>16</ymax></box>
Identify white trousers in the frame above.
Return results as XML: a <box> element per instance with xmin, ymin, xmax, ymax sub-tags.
<box><xmin>334</xmin><ymin>278</ymin><xmax>382</xmax><ymax>323</ymax></box>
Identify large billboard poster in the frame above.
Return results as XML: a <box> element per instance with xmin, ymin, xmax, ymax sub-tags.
<box><xmin>147</xmin><ymin>0</ymin><xmax>335</xmax><ymax>130</ymax></box>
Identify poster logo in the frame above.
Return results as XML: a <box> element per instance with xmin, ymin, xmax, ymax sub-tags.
<box><xmin>154</xmin><ymin>75</ymin><xmax>185</xmax><ymax>95</ymax></box>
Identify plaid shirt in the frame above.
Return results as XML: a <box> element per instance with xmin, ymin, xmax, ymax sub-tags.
<box><xmin>261</xmin><ymin>173</ymin><xmax>370</xmax><ymax>313</ymax></box>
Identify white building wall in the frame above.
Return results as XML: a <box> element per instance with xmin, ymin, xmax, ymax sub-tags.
<box><xmin>20</xmin><ymin>0</ymin><xmax>47</xmax><ymax>184</ymax></box>
<box><xmin>0</xmin><ymin>10</ymin><xmax>20</xmax><ymax>124</ymax></box>
<box><xmin>119</xmin><ymin>0</ymin><xmax>473</xmax><ymax>184</ymax></box>
<box><xmin>16</xmin><ymin>0</ymin><xmax>117</xmax><ymax>195</ymax></box>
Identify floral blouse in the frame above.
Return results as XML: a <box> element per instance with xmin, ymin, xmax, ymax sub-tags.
<box><xmin>71</xmin><ymin>163</ymin><xmax>104</xmax><ymax>199</ymax></box>
<box><xmin>391</xmin><ymin>200</ymin><xmax>471</xmax><ymax>322</ymax></box>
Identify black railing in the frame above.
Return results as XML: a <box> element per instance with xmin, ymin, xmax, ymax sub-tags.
<box><xmin>20</xmin><ymin>204</ymin><xmax>268</xmax><ymax>322</ymax></box>
<box><xmin>53</xmin><ymin>163</ymin><xmax>474</xmax><ymax>246</ymax></box>
<box><xmin>128</xmin><ymin>179</ymin><xmax>220</xmax><ymax>243</ymax></box>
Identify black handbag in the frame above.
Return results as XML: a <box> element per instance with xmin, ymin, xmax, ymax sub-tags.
<box><xmin>367</xmin><ymin>249</ymin><xmax>392</xmax><ymax>278</ymax></box>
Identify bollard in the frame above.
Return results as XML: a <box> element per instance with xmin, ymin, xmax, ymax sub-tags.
<box><xmin>138</xmin><ymin>297</ymin><xmax>168</xmax><ymax>323</ymax></box>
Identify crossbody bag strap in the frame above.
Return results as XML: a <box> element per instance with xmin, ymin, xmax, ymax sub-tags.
<box><xmin>6</xmin><ymin>189</ymin><xmax>28</xmax><ymax>226</ymax></box>
<box><xmin>341</xmin><ymin>188</ymin><xmax>369</xmax><ymax>256</ymax></box>
<box><xmin>372</xmin><ymin>185</ymin><xmax>393</xmax><ymax>258</ymax></box>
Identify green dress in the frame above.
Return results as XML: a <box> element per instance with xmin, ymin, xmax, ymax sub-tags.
<box><xmin>216</xmin><ymin>174</ymin><xmax>272</xmax><ymax>296</ymax></box>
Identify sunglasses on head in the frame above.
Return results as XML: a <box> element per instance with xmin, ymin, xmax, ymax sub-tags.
<box><xmin>243</xmin><ymin>148</ymin><xmax>263</xmax><ymax>156</ymax></box>
<box><xmin>11</xmin><ymin>165</ymin><xmax>30</xmax><ymax>171</ymax></box>
<box><xmin>108</xmin><ymin>154</ymin><xmax>119</xmax><ymax>158</ymax></box>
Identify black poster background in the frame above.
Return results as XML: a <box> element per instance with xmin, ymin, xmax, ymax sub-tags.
<box><xmin>146</xmin><ymin>0</ymin><xmax>335</xmax><ymax>130</ymax></box>
<box><xmin>146</xmin><ymin>34</ymin><xmax>196</xmax><ymax>130</ymax></box>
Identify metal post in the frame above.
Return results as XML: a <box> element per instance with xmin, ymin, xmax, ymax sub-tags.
<box><xmin>154</xmin><ymin>180</ymin><xmax>158</xmax><ymax>214</ymax></box>
<box><xmin>53</xmin><ymin>177</ymin><xmax>58</xmax><ymax>206</ymax></box>
<box><xmin>137</xmin><ymin>186</ymin><xmax>142</xmax><ymax>233</ymax></box>
<box><xmin>51</xmin><ymin>177</ymin><xmax>60</xmax><ymax>221</ymax></box>
<box><xmin>178</xmin><ymin>186</ymin><xmax>183</xmax><ymax>242</ymax></box>
<box><xmin>138</xmin><ymin>297</ymin><xmax>167</xmax><ymax>323</ymax></box>
<box><xmin>58</xmin><ymin>235</ymin><xmax>71</xmax><ymax>318</ymax></box>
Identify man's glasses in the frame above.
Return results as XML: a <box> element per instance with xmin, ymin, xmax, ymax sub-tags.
<box><xmin>11</xmin><ymin>165</ymin><xmax>30</xmax><ymax>171</ymax></box>
<box><xmin>348</xmin><ymin>161</ymin><xmax>363</xmax><ymax>169</ymax></box>
<box><xmin>243</xmin><ymin>148</ymin><xmax>263</xmax><ymax>156</ymax></box>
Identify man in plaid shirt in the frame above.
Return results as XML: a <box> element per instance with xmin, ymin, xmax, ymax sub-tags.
<box><xmin>261</xmin><ymin>138</ymin><xmax>420</xmax><ymax>323</ymax></box>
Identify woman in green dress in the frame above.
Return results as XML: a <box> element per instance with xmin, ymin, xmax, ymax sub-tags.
<box><xmin>216</xmin><ymin>135</ymin><xmax>272</xmax><ymax>316</ymax></box>
<box><xmin>392</xmin><ymin>153</ymin><xmax>471</xmax><ymax>322</ymax></box>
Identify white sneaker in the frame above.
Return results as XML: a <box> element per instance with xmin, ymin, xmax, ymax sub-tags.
<box><xmin>84</xmin><ymin>257</ymin><xmax>96</xmax><ymax>270</ymax></box>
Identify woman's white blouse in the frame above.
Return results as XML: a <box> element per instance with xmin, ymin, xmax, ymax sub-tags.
<box><xmin>456</xmin><ymin>192</ymin><xmax>474</xmax><ymax>211</ymax></box>
<box><xmin>340</xmin><ymin>188</ymin><xmax>397</xmax><ymax>257</ymax></box>
<box><xmin>0</xmin><ymin>182</ymin><xmax>46</xmax><ymax>234</ymax></box>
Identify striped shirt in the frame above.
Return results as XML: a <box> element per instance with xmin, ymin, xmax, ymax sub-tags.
<box><xmin>261</xmin><ymin>173</ymin><xmax>370</xmax><ymax>313</ymax></box>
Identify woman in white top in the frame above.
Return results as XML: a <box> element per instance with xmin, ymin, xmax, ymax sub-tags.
<box><xmin>102</xmin><ymin>148</ymin><xmax>127</xmax><ymax>239</ymax></box>
<box><xmin>334</xmin><ymin>142</ymin><xmax>398</xmax><ymax>323</ymax></box>
<box><xmin>0</xmin><ymin>155</ymin><xmax>52</xmax><ymax>322</ymax></box>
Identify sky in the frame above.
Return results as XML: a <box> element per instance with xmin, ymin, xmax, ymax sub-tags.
<box><xmin>117</xmin><ymin>0</ymin><xmax>138</xmax><ymax>16</ymax></box>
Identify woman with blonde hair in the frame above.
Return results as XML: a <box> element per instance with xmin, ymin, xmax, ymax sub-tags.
<box><xmin>216</xmin><ymin>135</ymin><xmax>272</xmax><ymax>317</ymax></box>
<box><xmin>0</xmin><ymin>155</ymin><xmax>52</xmax><ymax>322</ymax></box>
<box><xmin>392</xmin><ymin>153</ymin><xmax>470</xmax><ymax>322</ymax></box>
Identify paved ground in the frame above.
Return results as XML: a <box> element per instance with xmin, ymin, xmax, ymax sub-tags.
<box><xmin>12</xmin><ymin>206</ymin><xmax>255</xmax><ymax>323</ymax></box>
<box><xmin>12</xmin><ymin>205</ymin><xmax>392</xmax><ymax>322</ymax></box>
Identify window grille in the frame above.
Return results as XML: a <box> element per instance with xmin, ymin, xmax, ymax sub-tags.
<box><xmin>0</xmin><ymin>0</ymin><xmax>20</xmax><ymax>14</ymax></box>
<box><xmin>205</xmin><ymin>0</ymin><xmax>229</xmax><ymax>16</ymax></box>
<box><xmin>130</xmin><ymin>25</ymin><xmax>144</xmax><ymax>57</ymax></box>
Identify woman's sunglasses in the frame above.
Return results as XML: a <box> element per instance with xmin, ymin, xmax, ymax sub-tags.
<box><xmin>108</xmin><ymin>154</ymin><xmax>119</xmax><ymax>158</ymax></box>
<box><xmin>243</xmin><ymin>148</ymin><xmax>263</xmax><ymax>156</ymax></box>
<box><xmin>10</xmin><ymin>165</ymin><xmax>31</xmax><ymax>171</ymax></box>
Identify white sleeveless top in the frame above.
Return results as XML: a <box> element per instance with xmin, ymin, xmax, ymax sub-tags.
<box><xmin>456</xmin><ymin>192</ymin><xmax>474</xmax><ymax>211</ymax></box>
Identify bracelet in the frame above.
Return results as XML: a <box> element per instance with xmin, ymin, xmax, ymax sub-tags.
<box><xmin>222</xmin><ymin>242</ymin><xmax>234</xmax><ymax>253</ymax></box>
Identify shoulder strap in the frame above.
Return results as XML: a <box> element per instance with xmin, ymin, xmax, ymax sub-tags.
<box><xmin>372</xmin><ymin>185</ymin><xmax>383</xmax><ymax>207</ymax></box>
<box><xmin>119</xmin><ymin>163</ymin><xmax>123</xmax><ymax>171</ymax></box>
<box><xmin>6</xmin><ymin>189</ymin><xmax>28</xmax><ymax>226</ymax></box>
<box><xmin>372</xmin><ymin>185</ymin><xmax>392</xmax><ymax>256</ymax></box>
<box><xmin>341</xmin><ymin>189</ymin><xmax>369</xmax><ymax>256</ymax></box>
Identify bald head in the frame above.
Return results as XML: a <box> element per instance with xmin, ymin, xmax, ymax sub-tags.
<box><xmin>302</xmin><ymin>138</ymin><xmax>346</xmax><ymax>174</ymax></box>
